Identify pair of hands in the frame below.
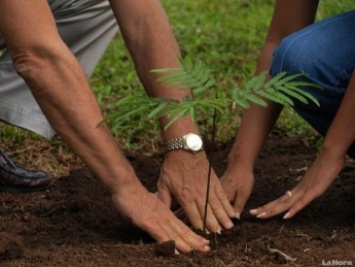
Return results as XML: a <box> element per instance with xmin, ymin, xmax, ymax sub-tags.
<box><xmin>111</xmin><ymin>148</ymin><xmax>344</xmax><ymax>253</ymax></box>
<box><xmin>111</xmin><ymin>150</ymin><xmax>236</xmax><ymax>254</ymax></box>
<box><xmin>221</xmin><ymin>148</ymin><xmax>345</xmax><ymax>220</ymax></box>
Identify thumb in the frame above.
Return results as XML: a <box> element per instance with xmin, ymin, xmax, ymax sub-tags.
<box><xmin>233</xmin><ymin>190</ymin><xmax>252</xmax><ymax>219</ymax></box>
<box><xmin>156</xmin><ymin>183</ymin><xmax>172</xmax><ymax>208</ymax></box>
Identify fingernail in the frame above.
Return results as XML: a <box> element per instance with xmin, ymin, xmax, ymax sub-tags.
<box><xmin>175</xmin><ymin>249</ymin><xmax>180</xmax><ymax>255</ymax></box>
<box><xmin>216</xmin><ymin>228</ymin><xmax>222</xmax><ymax>234</ymax></box>
<box><xmin>283</xmin><ymin>212</ymin><xmax>290</xmax><ymax>219</ymax></box>
<box><xmin>235</xmin><ymin>212</ymin><xmax>240</xmax><ymax>220</ymax></box>
<box><xmin>203</xmin><ymin>239</ymin><xmax>210</xmax><ymax>245</ymax></box>
<box><xmin>249</xmin><ymin>209</ymin><xmax>258</xmax><ymax>215</ymax></box>
<box><xmin>203</xmin><ymin>245</ymin><xmax>211</xmax><ymax>252</ymax></box>
<box><xmin>256</xmin><ymin>212</ymin><xmax>266</xmax><ymax>218</ymax></box>
<box><xmin>225</xmin><ymin>221</ymin><xmax>234</xmax><ymax>229</ymax></box>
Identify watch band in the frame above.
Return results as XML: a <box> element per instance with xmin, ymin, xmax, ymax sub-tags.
<box><xmin>165</xmin><ymin>137</ymin><xmax>185</xmax><ymax>151</ymax></box>
<box><xmin>164</xmin><ymin>133</ymin><xmax>203</xmax><ymax>153</ymax></box>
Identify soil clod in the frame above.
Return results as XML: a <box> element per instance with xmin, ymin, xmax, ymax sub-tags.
<box><xmin>155</xmin><ymin>240</ymin><xmax>176</xmax><ymax>257</ymax></box>
<box><xmin>0</xmin><ymin>232</ymin><xmax>25</xmax><ymax>260</ymax></box>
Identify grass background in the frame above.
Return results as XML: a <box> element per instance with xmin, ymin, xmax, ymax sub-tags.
<box><xmin>90</xmin><ymin>0</ymin><xmax>353</xmax><ymax>151</ymax></box>
<box><xmin>1</xmin><ymin>0</ymin><xmax>354</xmax><ymax>155</ymax></box>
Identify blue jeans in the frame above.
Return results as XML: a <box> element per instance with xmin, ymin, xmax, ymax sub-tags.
<box><xmin>270</xmin><ymin>10</ymin><xmax>355</xmax><ymax>157</ymax></box>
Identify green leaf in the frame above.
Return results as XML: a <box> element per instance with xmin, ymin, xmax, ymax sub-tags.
<box><xmin>156</xmin><ymin>72</ymin><xmax>186</xmax><ymax>84</ymax></box>
<box><xmin>285</xmin><ymin>86</ymin><xmax>320</xmax><ymax>106</ymax></box>
<box><xmin>151</xmin><ymin>67</ymin><xmax>181</xmax><ymax>74</ymax></box>
<box><xmin>257</xmin><ymin>90</ymin><xmax>286</xmax><ymax>105</ymax></box>
<box><xmin>147</xmin><ymin>101</ymin><xmax>169</xmax><ymax>119</ymax></box>
<box><xmin>286</xmin><ymin>81</ymin><xmax>323</xmax><ymax>90</ymax></box>
<box><xmin>193</xmin><ymin>78</ymin><xmax>215</xmax><ymax>94</ymax></box>
<box><xmin>245</xmin><ymin>94</ymin><xmax>268</xmax><ymax>107</ymax></box>
<box><xmin>278</xmin><ymin>86</ymin><xmax>309</xmax><ymax>104</ymax></box>
<box><xmin>164</xmin><ymin>108</ymin><xmax>191</xmax><ymax>130</ymax></box>
<box><xmin>244</xmin><ymin>72</ymin><xmax>269</xmax><ymax>92</ymax></box>
<box><xmin>263</xmin><ymin>72</ymin><xmax>287</xmax><ymax>89</ymax></box>
<box><xmin>263</xmin><ymin>88</ymin><xmax>295</xmax><ymax>105</ymax></box>
<box><xmin>234</xmin><ymin>98</ymin><xmax>249</xmax><ymax>108</ymax></box>
<box><xmin>182</xmin><ymin>95</ymin><xmax>192</xmax><ymax>102</ymax></box>
<box><xmin>273</xmin><ymin>73</ymin><xmax>305</xmax><ymax>87</ymax></box>
<box><xmin>180</xmin><ymin>56</ymin><xmax>193</xmax><ymax>72</ymax></box>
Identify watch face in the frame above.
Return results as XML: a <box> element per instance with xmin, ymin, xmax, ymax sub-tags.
<box><xmin>185</xmin><ymin>134</ymin><xmax>203</xmax><ymax>151</ymax></box>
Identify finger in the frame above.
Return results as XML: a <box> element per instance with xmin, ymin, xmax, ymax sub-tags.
<box><xmin>233</xmin><ymin>196</ymin><xmax>248</xmax><ymax>220</ymax></box>
<box><xmin>156</xmin><ymin>183</ymin><xmax>172</xmax><ymax>208</ymax></box>
<box><xmin>215</xmin><ymin>184</ymin><xmax>238</xmax><ymax>219</ymax></box>
<box><xmin>146</xmin><ymin>225</ymin><xmax>193</xmax><ymax>253</ymax></box>
<box><xmin>162</xmin><ymin>214</ymin><xmax>211</xmax><ymax>253</ymax></box>
<box><xmin>208</xmin><ymin>187</ymin><xmax>235</xmax><ymax>229</ymax></box>
<box><xmin>284</xmin><ymin>189</ymin><xmax>323</xmax><ymax>219</ymax></box>
<box><xmin>195</xmin><ymin>197</ymin><xmax>222</xmax><ymax>233</ymax></box>
<box><xmin>127</xmin><ymin>198</ymin><xmax>210</xmax><ymax>253</ymax></box>
<box><xmin>250</xmin><ymin>191</ymin><xmax>297</xmax><ymax>219</ymax></box>
<box><xmin>182</xmin><ymin>200</ymin><xmax>205</xmax><ymax>231</ymax></box>
<box><xmin>144</xmin><ymin>216</ymin><xmax>206</xmax><ymax>253</ymax></box>
<box><xmin>232</xmin><ymin>187</ymin><xmax>253</xmax><ymax>219</ymax></box>
<box><xmin>173</xmin><ymin>208</ymin><xmax>190</xmax><ymax>225</ymax></box>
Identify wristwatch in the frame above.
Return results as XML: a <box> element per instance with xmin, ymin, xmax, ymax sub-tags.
<box><xmin>165</xmin><ymin>133</ymin><xmax>203</xmax><ymax>153</ymax></box>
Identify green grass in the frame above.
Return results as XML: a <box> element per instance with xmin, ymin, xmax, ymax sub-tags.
<box><xmin>1</xmin><ymin>0</ymin><xmax>354</xmax><ymax>152</ymax></box>
<box><xmin>91</xmin><ymin>0</ymin><xmax>353</xmax><ymax>150</ymax></box>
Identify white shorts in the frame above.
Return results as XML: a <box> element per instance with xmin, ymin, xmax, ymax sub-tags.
<box><xmin>0</xmin><ymin>0</ymin><xmax>118</xmax><ymax>139</ymax></box>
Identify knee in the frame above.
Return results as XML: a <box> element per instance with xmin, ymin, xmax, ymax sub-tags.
<box><xmin>270</xmin><ymin>33</ymin><xmax>318</xmax><ymax>77</ymax></box>
<box><xmin>270</xmin><ymin>34</ymin><xmax>323</xmax><ymax>110</ymax></box>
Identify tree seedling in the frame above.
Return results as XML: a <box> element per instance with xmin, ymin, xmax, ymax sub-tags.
<box><xmin>104</xmin><ymin>56</ymin><xmax>321</xmax><ymax>233</ymax></box>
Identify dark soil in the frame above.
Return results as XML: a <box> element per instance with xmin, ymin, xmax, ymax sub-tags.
<box><xmin>0</xmin><ymin>134</ymin><xmax>354</xmax><ymax>266</ymax></box>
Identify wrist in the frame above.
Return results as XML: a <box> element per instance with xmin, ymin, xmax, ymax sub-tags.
<box><xmin>164</xmin><ymin>133</ymin><xmax>203</xmax><ymax>153</ymax></box>
<box><xmin>99</xmin><ymin>163</ymin><xmax>141</xmax><ymax>195</ymax></box>
<box><xmin>227</xmin><ymin>148</ymin><xmax>255</xmax><ymax>171</ymax></box>
<box><xmin>317</xmin><ymin>144</ymin><xmax>347</xmax><ymax>162</ymax></box>
<box><xmin>160</xmin><ymin>116</ymin><xmax>200</xmax><ymax>141</ymax></box>
<box><xmin>164</xmin><ymin>149</ymin><xmax>207</xmax><ymax>164</ymax></box>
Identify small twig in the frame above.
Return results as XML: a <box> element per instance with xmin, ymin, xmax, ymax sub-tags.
<box><xmin>267</xmin><ymin>244</ymin><xmax>297</xmax><ymax>262</ymax></box>
<box><xmin>203</xmin><ymin>107</ymin><xmax>217</xmax><ymax>233</ymax></box>
<box><xmin>278</xmin><ymin>224</ymin><xmax>285</xmax><ymax>237</ymax></box>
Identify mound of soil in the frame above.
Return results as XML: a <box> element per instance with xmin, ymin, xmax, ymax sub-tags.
<box><xmin>0</xmin><ymin>134</ymin><xmax>354</xmax><ymax>266</ymax></box>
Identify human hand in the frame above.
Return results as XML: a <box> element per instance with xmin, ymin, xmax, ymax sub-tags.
<box><xmin>220</xmin><ymin>165</ymin><xmax>255</xmax><ymax>219</ymax></box>
<box><xmin>111</xmin><ymin>178</ymin><xmax>210</xmax><ymax>253</ymax></box>
<box><xmin>156</xmin><ymin>150</ymin><xmax>236</xmax><ymax>233</ymax></box>
<box><xmin>249</xmin><ymin>150</ymin><xmax>345</xmax><ymax>219</ymax></box>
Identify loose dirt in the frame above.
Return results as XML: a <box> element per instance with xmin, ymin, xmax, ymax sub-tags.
<box><xmin>0</xmin><ymin>133</ymin><xmax>354</xmax><ymax>266</ymax></box>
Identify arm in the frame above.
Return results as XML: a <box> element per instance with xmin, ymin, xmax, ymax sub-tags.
<box><xmin>108</xmin><ymin>0</ymin><xmax>236</xmax><ymax>232</ymax></box>
<box><xmin>108</xmin><ymin>0</ymin><xmax>197</xmax><ymax>137</ymax></box>
<box><xmin>221</xmin><ymin>0</ymin><xmax>319</xmax><ymax>215</ymax></box>
<box><xmin>252</xmin><ymin>70</ymin><xmax>354</xmax><ymax>219</ymax></box>
<box><xmin>0</xmin><ymin>0</ymin><xmax>210</xmax><ymax>253</ymax></box>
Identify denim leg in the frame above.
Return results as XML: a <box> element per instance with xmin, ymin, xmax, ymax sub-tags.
<box><xmin>270</xmin><ymin>10</ymin><xmax>355</xmax><ymax>157</ymax></box>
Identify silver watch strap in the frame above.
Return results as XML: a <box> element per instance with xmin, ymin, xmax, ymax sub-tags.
<box><xmin>165</xmin><ymin>137</ymin><xmax>184</xmax><ymax>152</ymax></box>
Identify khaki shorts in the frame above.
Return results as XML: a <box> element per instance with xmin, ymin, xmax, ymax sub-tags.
<box><xmin>0</xmin><ymin>0</ymin><xmax>118</xmax><ymax>139</ymax></box>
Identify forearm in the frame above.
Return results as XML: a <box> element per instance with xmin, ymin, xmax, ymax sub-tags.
<box><xmin>227</xmin><ymin>0</ymin><xmax>319</xmax><ymax>170</ymax></box>
<box><xmin>321</xmin><ymin>71</ymin><xmax>355</xmax><ymax>157</ymax></box>
<box><xmin>109</xmin><ymin>0</ymin><xmax>199</xmax><ymax>140</ymax></box>
<box><xmin>18</xmin><ymin>49</ymin><xmax>137</xmax><ymax>192</ymax></box>
<box><xmin>0</xmin><ymin>1</ymin><xmax>139</xmax><ymax>194</ymax></box>
<box><xmin>228</xmin><ymin>44</ymin><xmax>283</xmax><ymax>170</ymax></box>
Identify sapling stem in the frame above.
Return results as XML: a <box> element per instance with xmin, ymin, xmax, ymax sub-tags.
<box><xmin>203</xmin><ymin>107</ymin><xmax>218</xmax><ymax>233</ymax></box>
